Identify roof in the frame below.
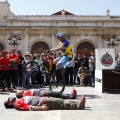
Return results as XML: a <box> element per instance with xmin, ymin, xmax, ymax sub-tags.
<box><xmin>51</xmin><ymin>9</ymin><xmax>75</xmax><ymax>15</ymax></box>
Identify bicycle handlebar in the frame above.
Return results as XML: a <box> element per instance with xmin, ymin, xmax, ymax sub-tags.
<box><xmin>46</xmin><ymin>50</ymin><xmax>50</xmax><ymax>53</ymax></box>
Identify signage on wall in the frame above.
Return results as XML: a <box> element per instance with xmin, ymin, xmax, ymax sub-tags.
<box><xmin>100</xmin><ymin>52</ymin><xmax>113</xmax><ymax>66</ymax></box>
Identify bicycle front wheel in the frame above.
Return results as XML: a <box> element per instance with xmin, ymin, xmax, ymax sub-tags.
<box><xmin>25</xmin><ymin>61</ymin><xmax>40</xmax><ymax>76</ymax></box>
<box><xmin>49</xmin><ymin>80</ymin><xmax>65</xmax><ymax>93</ymax></box>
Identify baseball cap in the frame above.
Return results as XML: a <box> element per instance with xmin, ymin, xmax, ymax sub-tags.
<box><xmin>2</xmin><ymin>50</ymin><xmax>8</xmax><ymax>54</ymax></box>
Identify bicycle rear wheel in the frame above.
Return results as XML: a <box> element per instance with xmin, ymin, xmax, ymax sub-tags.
<box><xmin>49</xmin><ymin>80</ymin><xmax>65</xmax><ymax>93</ymax></box>
<box><xmin>25</xmin><ymin>61</ymin><xmax>40</xmax><ymax>76</ymax></box>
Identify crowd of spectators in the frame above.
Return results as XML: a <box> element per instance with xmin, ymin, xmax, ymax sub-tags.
<box><xmin>0</xmin><ymin>48</ymin><xmax>95</xmax><ymax>91</ymax></box>
<box><xmin>115</xmin><ymin>53</ymin><xmax>120</xmax><ymax>69</ymax></box>
<box><xmin>0</xmin><ymin>49</ymin><xmax>98</xmax><ymax>91</ymax></box>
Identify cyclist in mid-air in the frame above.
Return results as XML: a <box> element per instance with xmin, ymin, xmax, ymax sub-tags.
<box><xmin>50</xmin><ymin>32</ymin><xmax>73</xmax><ymax>81</ymax></box>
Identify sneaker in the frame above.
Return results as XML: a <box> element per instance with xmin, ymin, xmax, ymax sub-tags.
<box><xmin>13</xmin><ymin>86</ymin><xmax>16</xmax><ymax>89</ymax></box>
<box><xmin>71</xmin><ymin>89</ymin><xmax>77</xmax><ymax>99</ymax></box>
<box><xmin>88</xmin><ymin>84</ymin><xmax>91</xmax><ymax>86</ymax></box>
<box><xmin>7</xmin><ymin>87</ymin><xmax>14</xmax><ymax>91</ymax></box>
<box><xmin>22</xmin><ymin>87</ymin><xmax>26</xmax><ymax>90</ymax></box>
<box><xmin>2</xmin><ymin>87</ymin><xmax>7</xmax><ymax>91</ymax></box>
<box><xmin>79</xmin><ymin>95</ymin><xmax>86</xmax><ymax>109</ymax></box>
<box><xmin>91</xmin><ymin>83</ymin><xmax>95</xmax><ymax>87</ymax></box>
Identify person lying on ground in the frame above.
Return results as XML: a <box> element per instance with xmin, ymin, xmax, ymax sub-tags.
<box><xmin>4</xmin><ymin>95</ymin><xmax>86</xmax><ymax>111</ymax></box>
<box><xmin>16</xmin><ymin>88</ymin><xmax>77</xmax><ymax>99</ymax></box>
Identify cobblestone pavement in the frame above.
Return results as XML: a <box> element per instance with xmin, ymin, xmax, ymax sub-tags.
<box><xmin>0</xmin><ymin>86</ymin><xmax>120</xmax><ymax>120</ymax></box>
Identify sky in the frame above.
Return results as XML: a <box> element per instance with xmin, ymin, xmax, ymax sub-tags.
<box><xmin>2</xmin><ymin>0</ymin><xmax>120</xmax><ymax>16</ymax></box>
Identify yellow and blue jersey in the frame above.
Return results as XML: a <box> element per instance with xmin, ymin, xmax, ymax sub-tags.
<box><xmin>57</xmin><ymin>39</ymin><xmax>73</xmax><ymax>58</ymax></box>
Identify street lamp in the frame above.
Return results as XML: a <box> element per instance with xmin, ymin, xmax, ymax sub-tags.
<box><xmin>7</xmin><ymin>35</ymin><xmax>21</xmax><ymax>48</ymax></box>
<box><xmin>106</xmin><ymin>36</ymin><xmax>120</xmax><ymax>48</ymax></box>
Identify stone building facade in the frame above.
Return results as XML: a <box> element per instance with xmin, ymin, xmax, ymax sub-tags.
<box><xmin>0</xmin><ymin>1</ymin><xmax>120</xmax><ymax>55</ymax></box>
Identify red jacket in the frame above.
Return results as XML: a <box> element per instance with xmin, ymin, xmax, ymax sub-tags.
<box><xmin>0</xmin><ymin>57</ymin><xmax>10</xmax><ymax>70</ymax></box>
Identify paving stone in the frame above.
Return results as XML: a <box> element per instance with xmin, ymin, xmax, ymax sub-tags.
<box><xmin>0</xmin><ymin>86</ymin><xmax>120</xmax><ymax>120</ymax></box>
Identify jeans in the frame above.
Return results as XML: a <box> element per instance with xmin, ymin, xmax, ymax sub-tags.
<box><xmin>10</xmin><ymin>70</ymin><xmax>18</xmax><ymax>88</ymax></box>
<box><xmin>65</xmin><ymin>67</ymin><xmax>73</xmax><ymax>85</ymax></box>
<box><xmin>73</xmin><ymin>68</ymin><xmax>78</xmax><ymax>83</ymax></box>
<box><xmin>89</xmin><ymin>70</ymin><xmax>95</xmax><ymax>85</ymax></box>
<box><xmin>22</xmin><ymin>71</ymin><xmax>31</xmax><ymax>88</ymax></box>
<box><xmin>0</xmin><ymin>70</ymin><xmax>11</xmax><ymax>88</ymax></box>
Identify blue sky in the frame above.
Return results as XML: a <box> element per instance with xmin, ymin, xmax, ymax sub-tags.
<box><xmin>5</xmin><ymin>0</ymin><xmax>120</xmax><ymax>15</ymax></box>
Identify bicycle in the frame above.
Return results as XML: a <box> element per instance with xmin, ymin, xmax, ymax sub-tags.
<box><xmin>24</xmin><ymin>60</ymin><xmax>65</xmax><ymax>93</ymax></box>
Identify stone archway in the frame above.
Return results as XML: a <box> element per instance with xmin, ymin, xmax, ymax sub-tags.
<box><xmin>31</xmin><ymin>41</ymin><xmax>50</xmax><ymax>54</ymax></box>
<box><xmin>76</xmin><ymin>41</ymin><xmax>95</xmax><ymax>56</ymax></box>
<box><xmin>0</xmin><ymin>42</ymin><xmax>4</xmax><ymax>52</ymax></box>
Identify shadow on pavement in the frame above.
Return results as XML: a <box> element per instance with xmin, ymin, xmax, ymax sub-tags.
<box><xmin>0</xmin><ymin>92</ymin><xmax>10</xmax><ymax>95</ymax></box>
<box><xmin>77</xmin><ymin>94</ymin><xmax>102</xmax><ymax>99</ymax></box>
<box><xmin>84</xmin><ymin>107</ymin><xmax>92</xmax><ymax>111</ymax></box>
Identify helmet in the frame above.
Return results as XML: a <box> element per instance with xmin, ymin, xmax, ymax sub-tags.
<box><xmin>56</xmin><ymin>32</ymin><xmax>64</xmax><ymax>38</ymax></box>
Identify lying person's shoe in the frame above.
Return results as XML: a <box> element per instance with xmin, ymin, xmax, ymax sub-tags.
<box><xmin>71</xmin><ymin>89</ymin><xmax>77</xmax><ymax>99</ymax></box>
<box><xmin>79</xmin><ymin>95</ymin><xmax>86</xmax><ymax>109</ymax></box>
<box><xmin>7</xmin><ymin>87</ymin><xmax>14</xmax><ymax>91</ymax></box>
<box><xmin>2</xmin><ymin>87</ymin><xmax>7</xmax><ymax>91</ymax></box>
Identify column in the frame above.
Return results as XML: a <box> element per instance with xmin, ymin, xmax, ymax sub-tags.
<box><xmin>51</xmin><ymin>29</ymin><xmax>57</xmax><ymax>49</ymax></box>
<box><xmin>22</xmin><ymin>30</ymin><xmax>29</xmax><ymax>55</ymax></box>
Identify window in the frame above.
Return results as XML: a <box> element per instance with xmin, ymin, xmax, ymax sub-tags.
<box><xmin>0</xmin><ymin>42</ymin><xmax>4</xmax><ymax>51</ymax></box>
<box><xmin>76</xmin><ymin>42</ymin><xmax>95</xmax><ymax>50</ymax></box>
<box><xmin>31</xmin><ymin>41</ymin><xmax>49</xmax><ymax>51</ymax></box>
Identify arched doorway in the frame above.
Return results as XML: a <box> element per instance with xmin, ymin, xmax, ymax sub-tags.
<box><xmin>0</xmin><ymin>42</ymin><xmax>4</xmax><ymax>52</ymax></box>
<box><xmin>31</xmin><ymin>41</ymin><xmax>50</xmax><ymax>54</ymax></box>
<box><xmin>76</xmin><ymin>41</ymin><xmax>95</xmax><ymax>56</ymax></box>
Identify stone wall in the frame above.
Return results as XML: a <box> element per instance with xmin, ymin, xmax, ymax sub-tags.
<box><xmin>0</xmin><ymin>1</ymin><xmax>120</xmax><ymax>55</ymax></box>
